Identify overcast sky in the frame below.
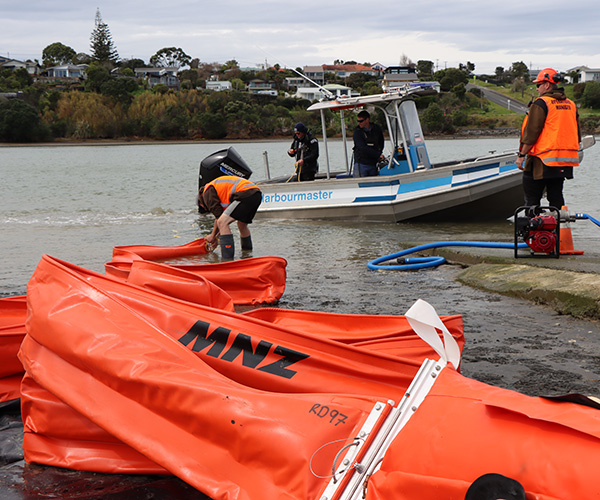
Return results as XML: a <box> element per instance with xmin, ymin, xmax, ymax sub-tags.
<box><xmin>2</xmin><ymin>0</ymin><xmax>599</xmax><ymax>75</ymax></box>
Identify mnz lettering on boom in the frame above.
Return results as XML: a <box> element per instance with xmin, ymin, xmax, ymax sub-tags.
<box><xmin>179</xmin><ymin>320</ymin><xmax>310</xmax><ymax>379</ymax></box>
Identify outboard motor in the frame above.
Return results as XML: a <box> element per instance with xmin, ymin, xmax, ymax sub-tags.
<box><xmin>198</xmin><ymin>147</ymin><xmax>253</xmax><ymax>190</ymax></box>
<box><xmin>514</xmin><ymin>206</ymin><xmax>560</xmax><ymax>258</ymax></box>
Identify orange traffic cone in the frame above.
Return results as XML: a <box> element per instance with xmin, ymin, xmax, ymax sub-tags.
<box><xmin>559</xmin><ymin>205</ymin><xmax>584</xmax><ymax>255</ymax></box>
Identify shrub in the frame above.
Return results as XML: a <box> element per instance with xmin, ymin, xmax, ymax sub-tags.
<box><xmin>582</xmin><ymin>81</ymin><xmax>600</xmax><ymax>109</ymax></box>
<box><xmin>0</xmin><ymin>99</ymin><xmax>50</xmax><ymax>142</ymax></box>
<box><xmin>421</xmin><ymin>102</ymin><xmax>444</xmax><ymax>133</ymax></box>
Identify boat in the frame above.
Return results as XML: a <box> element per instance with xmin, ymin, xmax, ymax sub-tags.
<box><xmin>198</xmin><ymin>84</ymin><xmax>526</xmax><ymax>222</ymax></box>
<box><xmin>18</xmin><ymin>254</ymin><xmax>600</xmax><ymax>500</ymax></box>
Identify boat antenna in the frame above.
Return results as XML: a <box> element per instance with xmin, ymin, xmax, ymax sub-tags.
<box><xmin>287</xmin><ymin>66</ymin><xmax>335</xmax><ymax>100</ymax></box>
<box><xmin>254</xmin><ymin>45</ymin><xmax>335</xmax><ymax>100</ymax></box>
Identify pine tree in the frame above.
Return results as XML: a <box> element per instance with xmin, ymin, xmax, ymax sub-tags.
<box><xmin>90</xmin><ymin>8</ymin><xmax>119</xmax><ymax>65</ymax></box>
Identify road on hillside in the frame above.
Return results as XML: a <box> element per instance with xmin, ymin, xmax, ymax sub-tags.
<box><xmin>467</xmin><ymin>83</ymin><xmax>531</xmax><ymax>114</ymax></box>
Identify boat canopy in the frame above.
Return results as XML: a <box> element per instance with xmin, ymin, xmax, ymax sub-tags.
<box><xmin>306</xmin><ymin>83</ymin><xmax>439</xmax><ymax>177</ymax></box>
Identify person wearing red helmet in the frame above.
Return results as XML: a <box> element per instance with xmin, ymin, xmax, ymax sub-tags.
<box><xmin>516</xmin><ymin>68</ymin><xmax>581</xmax><ymax>209</ymax></box>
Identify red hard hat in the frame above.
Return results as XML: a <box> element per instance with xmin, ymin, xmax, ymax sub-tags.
<box><xmin>533</xmin><ymin>68</ymin><xmax>560</xmax><ymax>84</ymax></box>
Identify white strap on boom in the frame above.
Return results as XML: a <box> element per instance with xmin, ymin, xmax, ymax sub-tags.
<box><xmin>405</xmin><ymin>298</ymin><xmax>461</xmax><ymax>370</ymax></box>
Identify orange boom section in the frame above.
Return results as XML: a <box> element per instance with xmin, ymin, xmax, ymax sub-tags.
<box><xmin>105</xmin><ymin>256</ymin><xmax>287</xmax><ymax>305</ymax></box>
<box><xmin>0</xmin><ymin>295</ymin><xmax>27</xmax><ymax>403</ymax></box>
<box><xmin>20</xmin><ymin>254</ymin><xmax>600</xmax><ymax>500</ymax></box>
<box><xmin>367</xmin><ymin>368</ymin><xmax>600</xmax><ymax>500</ymax></box>
<box><xmin>111</xmin><ymin>238</ymin><xmax>214</xmax><ymax>262</ymax></box>
<box><xmin>242</xmin><ymin>307</ymin><xmax>464</xmax><ymax>362</ymax></box>
<box><xmin>20</xmin><ymin>255</ymin><xmax>445</xmax><ymax>498</ymax></box>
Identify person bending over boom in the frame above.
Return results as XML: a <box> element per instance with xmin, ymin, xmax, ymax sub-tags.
<box><xmin>197</xmin><ymin>176</ymin><xmax>262</xmax><ymax>260</ymax></box>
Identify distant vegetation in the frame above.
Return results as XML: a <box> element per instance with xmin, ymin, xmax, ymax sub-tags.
<box><xmin>3</xmin><ymin>74</ymin><xmax>599</xmax><ymax>143</ymax></box>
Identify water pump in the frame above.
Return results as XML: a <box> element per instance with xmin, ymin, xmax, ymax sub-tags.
<box><xmin>514</xmin><ymin>206</ymin><xmax>560</xmax><ymax>258</ymax></box>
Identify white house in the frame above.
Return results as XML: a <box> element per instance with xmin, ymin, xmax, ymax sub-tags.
<box><xmin>294</xmin><ymin>83</ymin><xmax>355</xmax><ymax>101</ymax></box>
<box><xmin>1</xmin><ymin>57</ymin><xmax>40</xmax><ymax>75</ymax></box>
<box><xmin>44</xmin><ymin>64</ymin><xmax>87</xmax><ymax>78</ymax></box>
<box><xmin>565</xmin><ymin>66</ymin><xmax>600</xmax><ymax>83</ymax></box>
<box><xmin>206</xmin><ymin>80</ymin><xmax>232</xmax><ymax>91</ymax></box>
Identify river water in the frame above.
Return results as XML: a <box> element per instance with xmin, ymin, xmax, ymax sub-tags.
<box><xmin>2</xmin><ymin>137</ymin><xmax>600</xmax><ymax>396</ymax></box>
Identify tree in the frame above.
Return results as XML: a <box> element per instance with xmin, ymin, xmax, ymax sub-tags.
<box><xmin>0</xmin><ymin>99</ymin><xmax>50</xmax><ymax>142</ymax></box>
<box><xmin>573</xmin><ymin>82</ymin><xmax>586</xmax><ymax>100</ymax></box>
<box><xmin>100</xmin><ymin>77</ymin><xmax>138</xmax><ymax>103</ymax></box>
<box><xmin>221</xmin><ymin>59</ymin><xmax>240</xmax><ymax>71</ymax></box>
<box><xmin>416</xmin><ymin>60</ymin><xmax>434</xmax><ymax>80</ymax></box>
<box><xmin>509</xmin><ymin>61</ymin><xmax>529</xmax><ymax>81</ymax></box>
<box><xmin>582</xmin><ymin>81</ymin><xmax>600</xmax><ymax>109</ymax></box>
<box><xmin>12</xmin><ymin>68</ymin><xmax>33</xmax><ymax>88</ymax></box>
<box><xmin>120</xmin><ymin>58</ymin><xmax>146</xmax><ymax>71</ymax></box>
<box><xmin>84</xmin><ymin>62</ymin><xmax>111</xmax><ymax>92</ymax></box>
<box><xmin>73</xmin><ymin>52</ymin><xmax>92</xmax><ymax>65</ymax></box>
<box><xmin>398</xmin><ymin>54</ymin><xmax>415</xmax><ymax>67</ymax></box>
<box><xmin>459</xmin><ymin>61</ymin><xmax>475</xmax><ymax>75</ymax></box>
<box><xmin>434</xmin><ymin>68</ymin><xmax>468</xmax><ymax>92</ymax></box>
<box><xmin>150</xmin><ymin>47</ymin><xmax>191</xmax><ymax>69</ymax></box>
<box><xmin>90</xmin><ymin>8</ymin><xmax>119</xmax><ymax>65</ymax></box>
<box><xmin>42</xmin><ymin>42</ymin><xmax>76</xmax><ymax>67</ymax></box>
<box><xmin>567</xmin><ymin>70</ymin><xmax>580</xmax><ymax>84</ymax></box>
<box><xmin>421</xmin><ymin>102</ymin><xmax>444</xmax><ymax>133</ymax></box>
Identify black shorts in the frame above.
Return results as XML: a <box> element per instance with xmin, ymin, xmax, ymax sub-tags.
<box><xmin>223</xmin><ymin>190</ymin><xmax>262</xmax><ymax>223</ymax></box>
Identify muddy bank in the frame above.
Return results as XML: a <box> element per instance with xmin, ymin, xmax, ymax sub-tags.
<box><xmin>252</xmin><ymin>221</ymin><xmax>600</xmax><ymax>400</ymax></box>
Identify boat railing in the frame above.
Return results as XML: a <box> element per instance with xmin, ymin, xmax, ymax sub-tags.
<box><xmin>473</xmin><ymin>149</ymin><xmax>518</xmax><ymax>162</ymax></box>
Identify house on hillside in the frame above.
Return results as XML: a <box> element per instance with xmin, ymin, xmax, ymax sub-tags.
<box><xmin>284</xmin><ymin>75</ymin><xmax>309</xmax><ymax>89</ymax></box>
<box><xmin>370</xmin><ymin>62</ymin><xmax>387</xmax><ymax>75</ymax></box>
<box><xmin>294</xmin><ymin>83</ymin><xmax>355</xmax><ymax>101</ymax></box>
<box><xmin>0</xmin><ymin>57</ymin><xmax>40</xmax><ymax>75</ymax></box>
<box><xmin>302</xmin><ymin>66</ymin><xmax>325</xmax><ymax>86</ymax></box>
<box><xmin>381</xmin><ymin>66</ymin><xmax>418</xmax><ymax>91</ymax></box>
<box><xmin>322</xmin><ymin>64</ymin><xmax>377</xmax><ymax>79</ymax></box>
<box><xmin>206</xmin><ymin>79</ymin><xmax>232</xmax><ymax>91</ymax></box>
<box><xmin>134</xmin><ymin>67</ymin><xmax>180</xmax><ymax>89</ymax></box>
<box><xmin>565</xmin><ymin>66</ymin><xmax>600</xmax><ymax>84</ymax></box>
<box><xmin>247</xmin><ymin>79</ymin><xmax>276</xmax><ymax>94</ymax></box>
<box><xmin>44</xmin><ymin>64</ymin><xmax>87</xmax><ymax>79</ymax></box>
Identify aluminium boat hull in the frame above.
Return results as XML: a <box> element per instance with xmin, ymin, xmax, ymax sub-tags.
<box><xmin>256</xmin><ymin>153</ymin><xmax>522</xmax><ymax>222</ymax></box>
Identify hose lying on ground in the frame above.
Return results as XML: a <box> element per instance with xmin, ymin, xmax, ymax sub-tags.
<box><xmin>368</xmin><ymin>212</ymin><xmax>600</xmax><ymax>271</ymax></box>
<box><xmin>367</xmin><ymin>241</ymin><xmax>529</xmax><ymax>271</ymax></box>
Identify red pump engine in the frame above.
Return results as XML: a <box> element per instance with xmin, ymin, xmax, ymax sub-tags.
<box><xmin>514</xmin><ymin>206</ymin><xmax>560</xmax><ymax>258</ymax></box>
<box><xmin>525</xmin><ymin>215</ymin><xmax>558</xmax><ymax>253</ymax></box>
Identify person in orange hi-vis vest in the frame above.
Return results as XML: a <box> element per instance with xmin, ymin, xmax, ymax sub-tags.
<box><xmin>516</xmin><ymin>68</ymin><xmax>581</xmax><ymax>209</ymax></box>
<box><xmin>197</xmin><ymin>176</ymin><xmax>262</xmax><ymax>260</ymax></box>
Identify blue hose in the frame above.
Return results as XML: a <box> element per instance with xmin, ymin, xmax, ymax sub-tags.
<box><xmin>368</xmin><ymin>214</ymin><xmax>600</xmax><ymax>271</ymax></box>
<box><xmin>367</xmin><ymin>241</ymin><xmax>529</xmax><ymax>271</ymax></box>
<box><xmin>576</xmin><ymin>213</ymin><xmax>600</xmax><ymax>228</ymax></box>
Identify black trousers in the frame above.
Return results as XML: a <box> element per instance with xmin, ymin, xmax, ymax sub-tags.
<box><xmin>522</xmin><ymin>173</ymin><xmax>565</xmax><ymax>209</ymax></box>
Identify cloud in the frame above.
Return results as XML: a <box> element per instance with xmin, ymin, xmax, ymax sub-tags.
<box><xmin>2</xmin><ymin>0</ymin><xmax>600</xmax><ymax>74</ymax></box>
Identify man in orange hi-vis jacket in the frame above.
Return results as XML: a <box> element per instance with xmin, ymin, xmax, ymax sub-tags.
<box><xmin>516</xmin><ymin>68</ymin><xmax>581</xmax><ymax>209</ymax></box>
<box><xmin>197</xmin><ymin>176</ymin><xmax>262</xmax><ymax>259</ymax></box>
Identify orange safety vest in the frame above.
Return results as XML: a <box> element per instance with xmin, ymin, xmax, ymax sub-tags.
<box><xmin>206</xmin><ymin>176</ymin><xmax>258</xmax><ymax>208</ymax></box>
<box><xmin>521</xmin><ymin>95</ymin><xmax>579</xmax><ymax>167</ymax></box>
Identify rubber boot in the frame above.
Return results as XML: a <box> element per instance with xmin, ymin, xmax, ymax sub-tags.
<box><xmin>241</xmin><ymin>235</ymin><xmax>253</xmax><ymax>250</ymax></box>
<box><xmin>220</xmin><ymin>234</ymin><xmax>235</xmax><ymax>260</ymax></box>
